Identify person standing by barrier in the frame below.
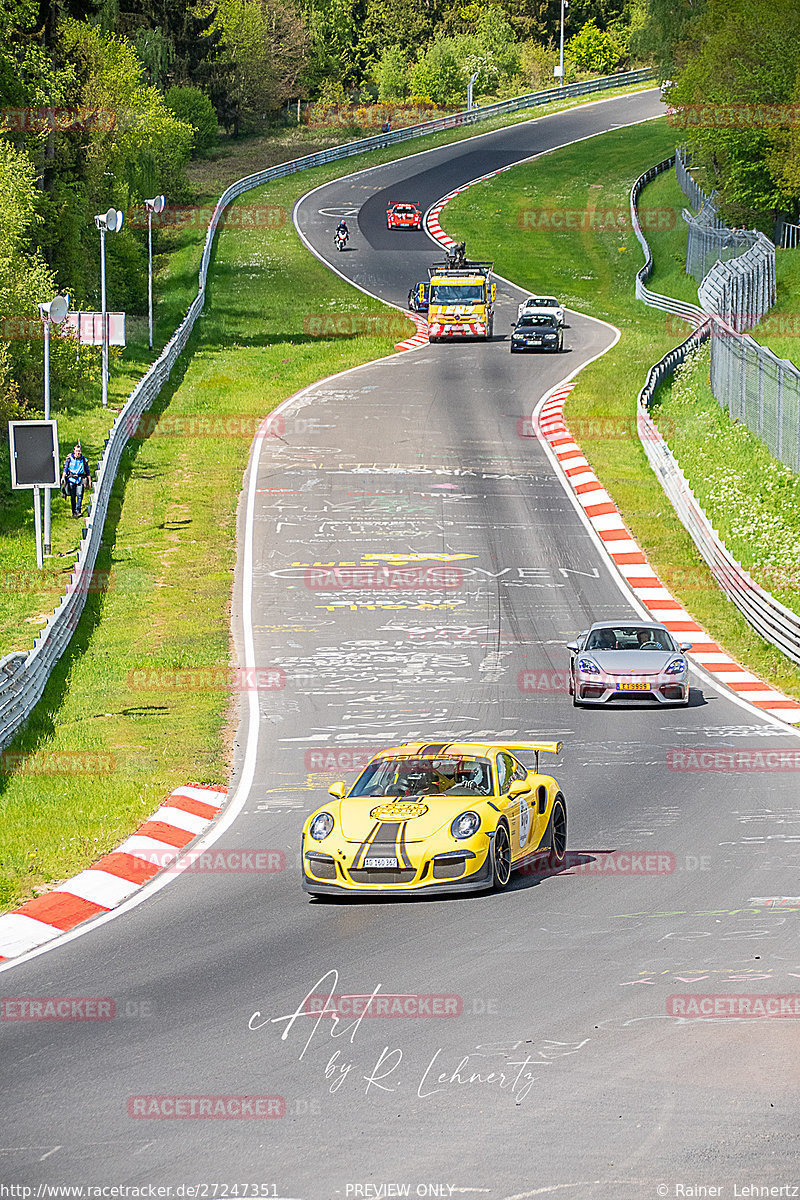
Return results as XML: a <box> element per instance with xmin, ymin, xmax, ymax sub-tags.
<box><xmin>61</xmin><ymin>442</ymin><xmax>92</xmax><ymax>518</ymax></box>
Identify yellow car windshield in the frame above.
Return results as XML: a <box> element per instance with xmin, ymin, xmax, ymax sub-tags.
<box><xmin>351</xmin><ymin>756</ymin><xmax>492</xmax><ymax>798</ymax></box>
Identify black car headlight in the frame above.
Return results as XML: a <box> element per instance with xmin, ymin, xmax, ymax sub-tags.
<box><xmin>544</xmin><ymin>333</ymin><xmax>556</xmax><ymax>339</ymax></box>
<box><xmin>577</xmin><ymin>656</ymin><xmax>600</xmax><ymax>674</ymax></box>
<box><xmin>451</xmin><ymin>811</ymin><xmax>481</xmax><ymax>840</ymax></box>
<box><xmin>664</xmin><ymin>658</ymin><xmax>686</xmax><ymax>676</ymax></box>
<box><xmin>309</xmin><ymin>812</ymin><xmax>335</xmax><ymax>840</ymax></box>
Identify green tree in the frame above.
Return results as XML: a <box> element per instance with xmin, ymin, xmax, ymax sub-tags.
<box><xmin>376</xmin><ymin>46</ymin><xmax>409</xmax><ymax>101</ymax></box>
<box><xmin>669</xmin><ymin>0</ymin><xmax>800</xmax><ymax>224</ymax></box>
<box><xmin>0</xmin><ymin>139</ymin><xmax>91</xmax><ymax>410</ymax></box>
<box><xmin>568</xmin><ymin>18</ymin><xmax>625</xmax><ymax>74</ymax></box>
<box><xmin>200</xmin><ymin>0</ymin><xmax>310</xmax><ymax>132</ymax></box>
<box><xmin>409</xmin><ymin>38</ymin><xmax>465</xmax><ymax>105</ymax></box>
<box><xmin>165</xmin><ymin>85</ymin><xmax>218</xmax><ymax>155</ymax></box>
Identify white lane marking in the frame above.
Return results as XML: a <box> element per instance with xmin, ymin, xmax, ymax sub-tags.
<box><xmin>38</xmin><ymin>1147</ymin><xmax>61</xmax><ymax>1161</ymax></box>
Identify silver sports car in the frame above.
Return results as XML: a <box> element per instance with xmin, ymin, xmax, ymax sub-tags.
<box><xmin>567</xmin><ymin>621</ymin><xmax>693</xmax><ymax>707</ymax></box>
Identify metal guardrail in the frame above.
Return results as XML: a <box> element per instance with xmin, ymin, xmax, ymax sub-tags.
<box><xmin>631</xmin><ymin>160</ymin><xmax>800</xmax><ymax>668</ymax></box>
<box><xmin>0</xmin><ymin>68</ymin><xmax>657</xmax><ymax>752</ymax></box>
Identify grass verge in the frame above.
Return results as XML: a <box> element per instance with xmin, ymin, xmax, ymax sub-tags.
<box><xmin>440</xmin><ymin>117</ymin><xmax>800</xmax><ymax>700</ymax></box>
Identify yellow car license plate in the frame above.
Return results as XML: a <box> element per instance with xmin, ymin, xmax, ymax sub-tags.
<box><xmin>618</xmin><ymin>682</ymin><xmax>650</xmax><ymax>691</ymax></box>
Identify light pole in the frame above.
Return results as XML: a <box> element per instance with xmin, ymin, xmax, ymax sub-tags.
<box><xmin>144</xmin><ymin>195</ymin><xmax>165</xmax><ymax>350</ymax></box>
<box><xmin>467</xmin><ymin>71</ymin><xmax>480</xmax><ymax>111</ymax></box>
<box><xmin>38</xmin><ymin>293</ymin><xmax>69</xmax><ymax>555</ymax></box>
<box><xmin>94</xmin><ymin>207</ymin><xmax>124</xmax><ymax>407</ymax></box>
<box><xmin>558</xmin><ymin>0</ymin><xmax>568</xmax><ymax>87</ymax></box>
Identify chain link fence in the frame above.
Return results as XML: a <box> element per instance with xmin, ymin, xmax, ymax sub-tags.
<box><xmin>674</xmin><ymin>147</ymin><xmax>800</xmax><ymax>473</ymax></box>
<box><xmin>631</xmin><ymin>160</ymin><xmax>800</xmax><ymax>669</ymax></box>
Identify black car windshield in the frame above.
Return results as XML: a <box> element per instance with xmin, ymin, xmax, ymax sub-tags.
<box><xmin>350</xmin><ymin>756</ymin><xmax>492</xmax><ymax>797</ymax></box>
<box><xmin>517</xmin><ymin>315</ymin><xmax>556</xmax><ymax>328</ymax></box>
<box><xmin>431</xmin><ymin>285</ymin><xmax>485</xmax><ymax>303</ymax></box>
<box><xmin>585</xmin><ymin>626</ymin><xmax>677</xmax><ymax>652</ymax></box>
<box><xmin>526</xmin><ymin>298</ymin><xmax>558</xmax><ymax>307</ymax></box>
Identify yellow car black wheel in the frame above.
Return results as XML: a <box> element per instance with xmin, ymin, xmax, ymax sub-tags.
<box><xmin>491</xmin><ymin>823</ymin><xmax>512</xmax><ymax>890</ymax></box>
<box><xmin>547</xmin><ymin>795</ymin><xmax>568</xmax><ymax>870</ymax></box>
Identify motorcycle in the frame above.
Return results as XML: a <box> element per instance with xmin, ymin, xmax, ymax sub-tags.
<box><xmin>334</xmin><ymin>228</ymin><xmax>348</xmax><ymax>251</ymax></box>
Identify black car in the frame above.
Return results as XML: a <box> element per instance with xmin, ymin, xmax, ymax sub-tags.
<box><xmin>408</xmin><ymin>282</ymin><xmax>429</xmax><ymax>313</ymax></box>
<box><xmin>510</xmin><ymin>313</ymin><xmax>563</xmax><ymax>353</ymax></box>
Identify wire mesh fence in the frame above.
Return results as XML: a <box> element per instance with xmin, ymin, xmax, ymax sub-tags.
<box><xmin>674</xmin><ymin>147</ymin><xmax>800</xmax><ymax>473</ymax></box>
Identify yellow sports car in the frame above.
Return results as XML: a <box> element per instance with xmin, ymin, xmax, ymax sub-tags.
<box><xmin>301</xmin><ymin>739</ymin><xmax>566</xmax><ymax>897</ymax></box>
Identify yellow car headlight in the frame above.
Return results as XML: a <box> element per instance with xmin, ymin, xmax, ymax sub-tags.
<box><xmin>451</xmin><ymin>811</ymin><xmax>481</xmax><ymax>840</ymax></box>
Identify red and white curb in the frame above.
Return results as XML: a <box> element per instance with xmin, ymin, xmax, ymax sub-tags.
<box><xmin>394</xmin><ymin>310</ymin><xmax>429</xmax><ymax>350</ymax></box>
<box><xmin>0</xmin><ymin>784</ymin><xmax>227</xmax><ymax>962</ymax></box>
<box><xmin>538</xmin><ymin>387</ymin><xmax>800</xmax><ymax>724</ymax></box>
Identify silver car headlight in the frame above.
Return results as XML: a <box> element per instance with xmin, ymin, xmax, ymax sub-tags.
<box><xmin>451</xmin><ymin>811</ymin><xmax>481</xmax><ymax>840</ymax></box>
<box><xmin>309</xmin><ymin>812</ymin><xmax>335</xmax><ymax>840</ymax></box>
<box><xmin>664</xmin><ymin>658</ymin><xmax>686</xmax><ymax>676</ymax></box>
<box><xmin>577</xmin><ymin>656</ymin><xmax>600</xmax><ymax>675</ymax></box>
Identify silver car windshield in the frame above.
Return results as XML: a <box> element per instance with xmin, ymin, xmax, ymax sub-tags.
<box><xmin>585</xmin><ymin>627</ymin><xmax>677</xmax><ymax>652</ymax></box>
<box><xmin>350</xmin><ymin>757</ymin><xmax>492</xmax><ymax>797</ymax></box>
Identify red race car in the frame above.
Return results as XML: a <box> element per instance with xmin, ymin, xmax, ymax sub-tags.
<box><xmin>386</xmin><ymin>202</ymin><xmax>423</xmax><ymax>230</ymax></box>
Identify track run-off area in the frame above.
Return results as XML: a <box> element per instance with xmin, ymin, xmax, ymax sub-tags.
<box><xmin>2</xmin><ymin>89</ymin><xmax>800</xmax><ymax>1198</ymax></box>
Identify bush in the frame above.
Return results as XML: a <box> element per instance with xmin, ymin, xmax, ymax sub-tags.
<box><xmin>164</xmin><ymin>85</ymin><xmax>219</xmax><ymax>157</ymax></box>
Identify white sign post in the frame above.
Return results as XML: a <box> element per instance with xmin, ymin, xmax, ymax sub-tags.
<box><xmin>144</xmin><ymin>195</ymin><xmax>165</xmax><ymax>350</ymax></box>
<box><xmin>94</xmin><ymin>208</ymin><xmax>124</xmax><ymax>407</ymax></box>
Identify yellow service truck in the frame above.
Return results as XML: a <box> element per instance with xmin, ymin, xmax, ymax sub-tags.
<box><xmin>422</xmin><ymin>243</ymin><xmax>496</xmax><ymax>342</ymax></box>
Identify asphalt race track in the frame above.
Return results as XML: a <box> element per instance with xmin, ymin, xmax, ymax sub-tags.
<box><xmin>2</xmin><ymin>90</ymin><xmax>800</xmax><ymax>1199</ymax></box>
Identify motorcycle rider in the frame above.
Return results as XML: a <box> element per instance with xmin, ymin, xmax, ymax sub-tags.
<box><xmin>335</xmin><ymin>219</ymin><xmax>349</xmax><ymax>246</ymax></box>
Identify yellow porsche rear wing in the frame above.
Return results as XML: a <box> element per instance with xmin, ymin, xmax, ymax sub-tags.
<box><xmin>491</xmin><ymin>740</ymin><xmax>562</xmax><ymax>774</ymax></box>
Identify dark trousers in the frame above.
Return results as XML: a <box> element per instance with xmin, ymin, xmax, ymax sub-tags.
<box><xmin>66</xmin><ymin>478</ymin><xmax>85</xmax><ymax>516</ymax></box>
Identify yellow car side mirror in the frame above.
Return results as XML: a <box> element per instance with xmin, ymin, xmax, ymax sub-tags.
<box><xmin>491</xmin><ymin>282</ymin><xmax>497</xmax><ymax>301</ymax></box>
<box><xmin>508</xmin><ymin>779</ymin><xmax>531</xmax><ymax>798</ymax></box>
<box><xmin>328</xmin><ymin>781</ymin><xmax>346</xmax><ymax>799</ymax></box>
